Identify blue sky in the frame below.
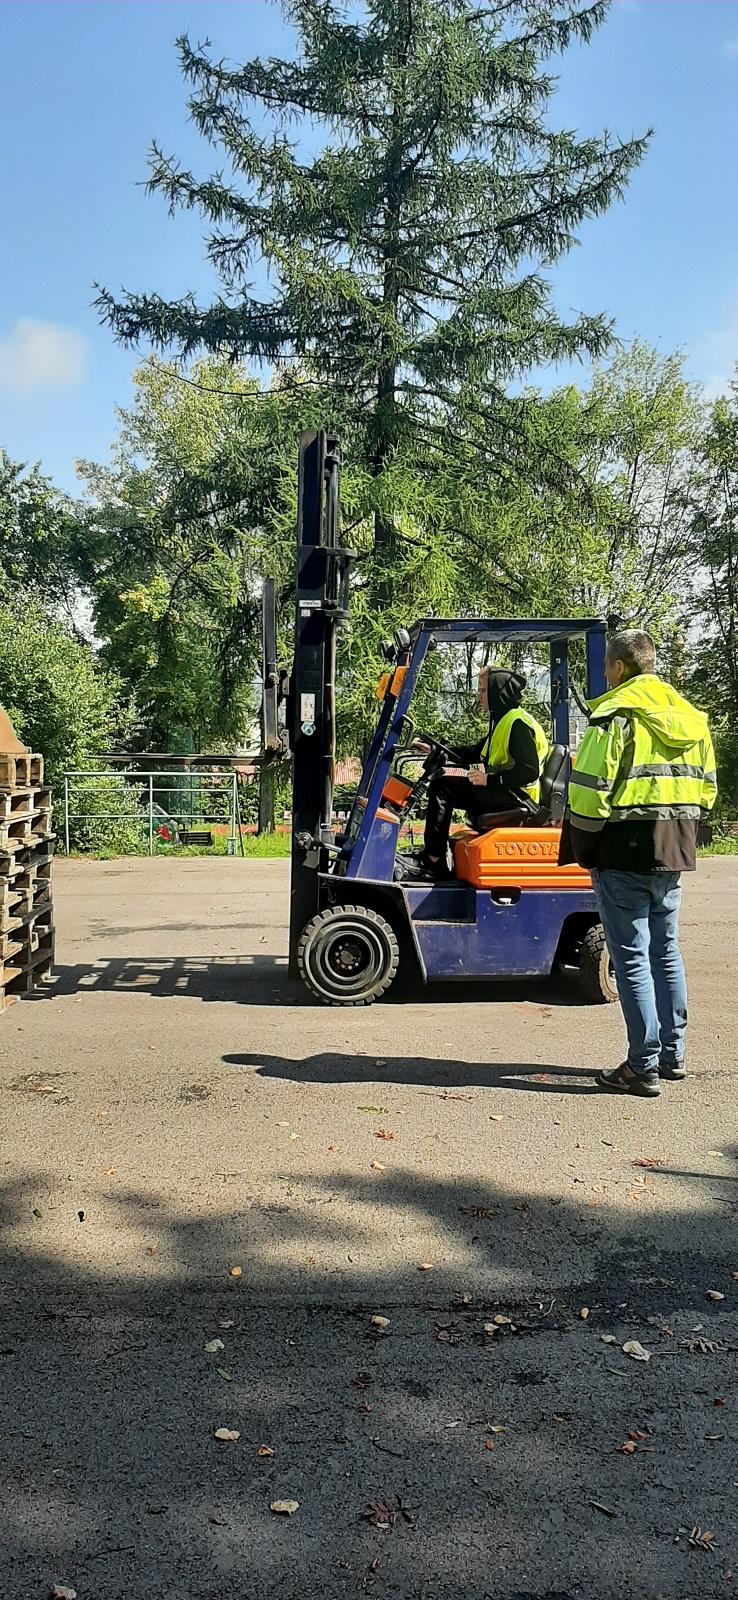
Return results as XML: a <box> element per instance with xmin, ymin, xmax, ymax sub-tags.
<box><xmin>1</xmin><ymin>0</ymin><xmax>737</xmax><ymax>493</ymax></box>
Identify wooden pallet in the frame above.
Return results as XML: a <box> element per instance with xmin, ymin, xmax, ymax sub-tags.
<box><xmin>0</xmin><ymin>754</ymin><xmax>43</xmax><ymax>788</ymax></box>
<box><xmin>0</xmin><ymin>944</ymin><xmax>54</xmax><ymax>1011</ymax></box>
<box><xmin>0</xmin><ymin>914</ymin><xmax>53</xmax><ymax>963</ymax></box>
<box><xmin>0</xmin><ymin>889</ymin><xmax>52</xmax><ymax>935</ymax></box>
<box><xmin>0</xmin><ymin>861</ymin><xmax>54</xmax><ymax>902</ymax></box>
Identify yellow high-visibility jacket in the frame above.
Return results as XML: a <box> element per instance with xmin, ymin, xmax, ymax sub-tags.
<box><xmin>563</xmin><ymin>674</ymin><xmax>716</xmax><ymax>872</ymax></box>
<box><xmin>481</xmin><ymin>708</ymin><xmax>549</xmax><ymax>802</ymax></box>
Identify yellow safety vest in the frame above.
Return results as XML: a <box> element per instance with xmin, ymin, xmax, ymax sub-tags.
<box><xmin>567</xmin><ymin>674</ymin><xmax>717</xmax><ymax>834</ymax></box>
<box><xmin>481</xmin><ymin>708</ymin><xmax>549</xmax><ymax>803</ymax></box>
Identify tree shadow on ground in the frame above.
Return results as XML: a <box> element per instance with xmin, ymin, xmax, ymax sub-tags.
<box><xmin>1</xmin><ymin>1152</ymin><xmax>737</xmax><ymax>1600</ymax></box>
<box><xmin>29</xmin><ymin>956</ymin><xmax>591</xmax><ymax>1011</ymax></box>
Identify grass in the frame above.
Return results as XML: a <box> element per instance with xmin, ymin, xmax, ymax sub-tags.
<box><xmin>68</xmin><ymin>830</ymin><xmax>293</xmax><ymax>861</ymax></box>
<box><xmin>699</xmin><ymin>835</ymin><xmax>738</xmax><ymax>857</ymax></box>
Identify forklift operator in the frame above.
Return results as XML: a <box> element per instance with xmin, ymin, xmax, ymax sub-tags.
<box><xmin>410</xmin><ymin>667</ymin><xmax>549</xmax><ymax>881</ymax></box>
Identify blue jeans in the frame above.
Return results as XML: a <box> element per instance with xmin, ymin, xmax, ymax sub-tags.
<box><xmin>591</xmin><ymin>870</ymin><xmax>688</xmax><ymax>1077</ymax></box>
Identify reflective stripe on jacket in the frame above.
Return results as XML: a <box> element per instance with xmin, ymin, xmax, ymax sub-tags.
<box><xmin>481</xmin><ymin>708</ymin><xmax>549</xmax><ymax>802</ymax></box>
<box><xmin>567</xmin><ymin>674</ymin><xmax>717</xmax><ymax>836</ymax></box>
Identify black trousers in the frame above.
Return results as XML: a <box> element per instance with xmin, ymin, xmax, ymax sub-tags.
<box><xmin>424</xmin><ymin>775</ymin><xmax>523</xmax><ymax>858</ymax></box>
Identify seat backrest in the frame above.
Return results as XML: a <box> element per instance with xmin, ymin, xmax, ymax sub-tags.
<box><xmin>539</xmin><ymin>743</ymin><xmax>569</xmax><ymax>822</ymax></box>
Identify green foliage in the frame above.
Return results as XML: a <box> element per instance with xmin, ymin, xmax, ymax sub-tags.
<box><xmin>0</xmin><ymin>600</ymin><xmax>131</xmax><ymax>794</ymax></box>
<box><xmin>684</xmin><ymin>374</ymin><xmax>738</xmax><ymax>811</ymax></box>
<box><xmin>0</xmin><ymin>448</ymin><xmax>84</xmax><ymax>624</ymax></box>
<box><xmin>76</xmin><ymin>357</ymin><xmax>303</xmax><ymax>750</ymax></box>
<box><xmin>97</xmin><ymin>0</ymin><xmax>649</xmax><ymax>590</ymax></box>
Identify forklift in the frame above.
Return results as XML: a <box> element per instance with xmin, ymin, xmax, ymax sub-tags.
<box><xmin>286</xmin><ymin>430</ymin><xmax>616</xmax><ymax>1008</ymax></box>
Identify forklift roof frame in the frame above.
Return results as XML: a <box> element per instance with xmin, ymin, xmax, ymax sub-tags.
<box><xmin>342</xmin><ymin>615</ymin><xmax>606</xmax><ymax>882</ymax></box>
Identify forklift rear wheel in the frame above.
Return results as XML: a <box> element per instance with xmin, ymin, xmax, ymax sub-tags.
<box><xmin>578</xmin><ymin>924</ymin><xmax>617</xmax><ymax>1004</ymax></box>
<box><xmin>297</xmin><ymin>904</ymin><xmax>400</xmax><ymax>1006</ymax></box>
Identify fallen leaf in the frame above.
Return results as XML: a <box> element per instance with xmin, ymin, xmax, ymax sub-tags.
<box><xmin>358</xmin><ymin>1106</ymin><xmax>388</xmax><ymax>1114</ymax></box>
<box><xmin>288</xmin><ymin>1132</ymin><xmax>299</xmax><ymax>1141</ymax></box>
<box><xmin>417</xmin><ymin>1262</ymin><xmax>434</xmax><ymax>1271</ymax></box>
<box><xmin>271</xmin><ymin>1500</ymin><xmax>299</xmax><ymax>1516</ymax></box>
<box><xmin>352</xmin><ymin>1373</ymin><xmax>372</xmax><ymax>1389</ymax></box>
<box><xmin>590</xmin><ymin>1501</ymin><xmax>616</xmax><ymax>1517</ymax></box>
<box><xmin>229</xmin><ymin>1266</ymin><xmax>242</xmax><ymax>1278</ymax></box>
<box><xmin>487</xmin><ymin>1424</ymin><xmax>506</xmax><ymax>1434</ymax></box>
<box><xmin>683</xmin><ymin>1337</ymin><xmax>720</xmax><ymax>1354</ymax></box>
<box><xmin>277</xmin><ymin>1121</ymin><xmax>291</xmax><ymax>1128</ymax></box>
<box><xmin>32</xmin><ymin>1207</ymin><xmax>43</xmax><ymax>1219</ymax></box>
<box><xmin>533</xmin><ymin>1073</ymin><xmax>551</xmax><ymax>1083</ymax></box>
<box><xmin>732</xmin><ymin>1272</ymin><xmax>738</xmax><ymax>1281</ymax></box>
<box><xmin>707</xmin><ymin>1291</ymin><xmax>725</xmax><ymax>1302</ymax></box>
<box><xmin>356</xmin><ymin>1401</ymin><xmax>374</xmax><ymax>1414</ymax></box>
<box><xmin>436</xmin><ymin>1324</ymin><xmax>459</xmax><ymax>1344</ymax></box>
<box><xmin>618</xmin><ymin>1441</ymin><xmax>637</xmax><ymax>1454</ymax></box>
<box><xmin>218</xmin><ymin>1319</ymin><xmax>235</xmax><ymax>1330</ymax></box>
<box><xmin>370</xmin><ymin>1161</ymin><xmax>386</xmax><ymax>1172</ymax></box>
<box><xmin>707</xmin><ymin>1150</ymin><xmax>725</xmax><ymax>1159</ymax></box>
<box><xmin>689</xmin><ymin>1526</ymin><xmax>716</xmax><ymax>1552</ymax></box>
<box><xmin>459</xmin><ymin>1205</ymin><xmax>496</xmax><ymax>1219</ymax></box>
<box><xmin>622</xmin><ymin>1340</ymin><xmax>651</xmax><ymax>1362</ymax></box>
<box><xmin>601</xmin><ymin>1334</ymin><xmax>617</xmax><ymax>1345</ymax></box>
<box><xmin>633</xmin><ymin>1157</ymin><xmax>665</xmax><ymax>1169</ymax></box>
<box><xmin>484</xmin><ymin>1440</ymin><xmax>495</xmax><ymax>1451</ymax></box>
<box><xmin>32</xmin><ymin>1084</ymin><xmax>58</xmax><ymax>1095</ymax></box>
<box><xmin>489</xmin><ymin>1114</ymin><xmax>504</xmax><ymax>1121</ymax></box>
<box><xmin>217</xmin><ymin>1368</ymin><xmax>233</xmax><ymax>1382</ymax></box>
<box><xmin>214</xmin><ymin>1428</ymin><xmax>240</xmax><ymax>1442</ymax></box>
<box><xmin>482</xmin><ymin>1323</ymin><xmax>499</xmax><ymax>1337</ymax></box>
<box><xmin>436</xmin><ymin>1089</ymin><xmax>472</xmax><ymax>1101</ymax></box>
<box><xmin>209</xmin><ymin>1509</ymin><xmax>228</xmax><ymax>1526</ymax></box>
<box><xmin>629</xmin><ymin>1429</ymin><xmax>650</xmax><ymax>1441</ymax></box>
<box><xmin>257</xmin><ymin>1445</ymin><xmax>274</xmax><ymax>1458</ymax></box>
<box><xmin>375</xmin><ymin>1130</ymin><xmax>396</xmax><ymax>1141</ymax></box>
<box><xmin>579</xmin><ymin>1307</ymin><xmax>590</xmax><ymax>1320</ymax></box>
<box><xmin>101</xmin><ymin>1167</ymin><xmax>116</xmax><ymax>1176</ymax></box>
<box><xmin>144</xmin><ymin>1244</ymin><xmax>158</xmax><ymax>1257</ymax></box>
<box><xmin>363</xmin><ymin>1499</ymin><xmax>397</xmax><ymax>1529</ymax></box>
<box><xmin>493</xmin><ymin>1315</ymin><xmax>512</xmax><ymax>1327</ymax></box>
<box><xmin>370</xmin><ymin>1315</ymin><xmax>390</xmax><ymax>1329</ymax></box>
<box><xmin>204</xmin><ymin>1339</ymin><xmax>225</xmax><ymax>1354</ymax></box>
<box><xmin>50</xmin><ymin>1588</ymin><xmax>77</xmax><ymax>1600</ymax></box>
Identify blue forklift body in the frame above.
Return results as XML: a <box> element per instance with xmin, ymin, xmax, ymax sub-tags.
<box><xmin>318</xmin><ymin>616</ymin><xmax>606</xmax><ymax>987</ymax></box>
<box><xmin>287</xmin><ymin>431</ymin><xmax>611</xmax><ymax>1003</ymax></box>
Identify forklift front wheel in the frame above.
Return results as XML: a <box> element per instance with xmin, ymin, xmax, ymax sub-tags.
<box><xmin>578</xmin><ymin>924</ymin><xmax>618</xmax><ymax>1004</ymax></box>
<box><xmin>297</xmin><ymin>904</ymin><xmax>400</xmax><ymax>1006</ymax></box>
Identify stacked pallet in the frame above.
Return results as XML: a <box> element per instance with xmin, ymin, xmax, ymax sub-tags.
<box><xmin>0</xmin><ymin>752</ymin><xmax>54</xmax><ymax>1013</ymax></box>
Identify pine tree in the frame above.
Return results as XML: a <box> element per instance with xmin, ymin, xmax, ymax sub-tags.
<box><xmin>98</xmin><ymin>0</ymin><xmax>649</xmax><ymax>591</ymax></box>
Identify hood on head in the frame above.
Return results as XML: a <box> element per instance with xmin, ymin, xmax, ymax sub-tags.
<box><xmin>487</xmin><ymin>668</ymin><xmax>526</xmax><ymax>720</ymax></box>
<box><xmin>590</xmin><ymin>674</ymin><xmax>710</xmax><ymax>753</ymax></box>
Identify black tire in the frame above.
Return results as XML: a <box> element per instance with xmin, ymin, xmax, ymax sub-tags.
<box><xmin>578</xmin><ymin>923</ymin><xmax>618</xmax><ymax>1004</ymax></box>
<box><xmin>297</xmin><ymin>903</ymin><xmax>400</xmax><ymax>1006</ymax></box>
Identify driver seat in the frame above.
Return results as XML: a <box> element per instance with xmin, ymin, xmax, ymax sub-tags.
<box><xmin>469</xmin><ymin>744</ymin><xmax>569</xmax><ymax>832</ymax></box>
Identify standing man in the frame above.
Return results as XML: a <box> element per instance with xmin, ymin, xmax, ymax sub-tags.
<box><xmin>411</xmin><ymin>667</ymin><xmax>549</xmax><ymax>881</ymax></box>
<box><xmin>561</xmin><ymin>630</ymin><xmax>717</xmax><ymax>1097</ymax></box>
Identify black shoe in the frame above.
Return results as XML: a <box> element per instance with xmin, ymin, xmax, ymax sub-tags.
<box><xmin>404</xmin><ymin>851</ymin><xmax>451</xmax><ymax>882</ymax></box>
<box><xmin>597</xmin><ymin>1062</ymin><xmax>660</xmax><ymax>1098</ymax></box>
<box><xmin>659</xmin><ymin>1058</ymin><xmax>687</xmax><ymax>1080</ymax></box>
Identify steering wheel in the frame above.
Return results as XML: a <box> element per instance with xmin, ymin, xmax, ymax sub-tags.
<box><xmin>414</xmin><ymin>732</ymin><xmax>467</xmax><ymax>773</ymax></box>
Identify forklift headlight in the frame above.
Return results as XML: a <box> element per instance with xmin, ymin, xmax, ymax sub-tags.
<box><xmin>380</xmin><ymin>638</ymin><xmax>395</xmax><ymax>662</ymax></box>
<box><xmin>394</xmin><ymin>628</ymin><xmax>411</xmax><ymax>652</ymax></box>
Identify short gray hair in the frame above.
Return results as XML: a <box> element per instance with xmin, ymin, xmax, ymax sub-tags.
<box><xmin>606</xmin><ymin>629</ymin><xmax>657</xmax><ymax>678</ymax></box>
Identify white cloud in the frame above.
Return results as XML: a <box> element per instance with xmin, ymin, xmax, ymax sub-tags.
<box><xmin>697</xmin><ymin>296</ymin><xmax>738</xmax><ymax>401</ymax></box>
<box><xmin>0</xmin><ymin>317</ymin><xmax>88</xmax><ymax>395</ymax></box>
<box><xmin>723</xmin><ymin>37</ymin><xmax>738</xmax><ymax>57</ymax></box>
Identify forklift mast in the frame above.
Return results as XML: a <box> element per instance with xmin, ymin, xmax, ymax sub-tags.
<box><xmin>288</xmin><ymin>430</ymin><xmax>353</xmax><ymax>974</ymax></box>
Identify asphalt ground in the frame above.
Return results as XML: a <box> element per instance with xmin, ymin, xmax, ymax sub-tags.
<box><xmin>1</xmin><ymin>857</ymin><xmax>737</xmax><ymax>1599</ymax></box>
